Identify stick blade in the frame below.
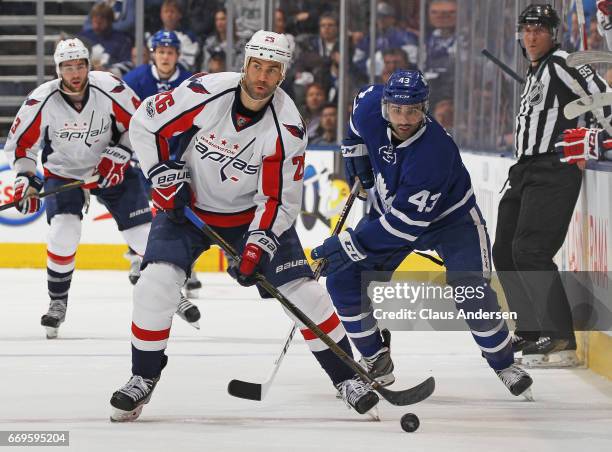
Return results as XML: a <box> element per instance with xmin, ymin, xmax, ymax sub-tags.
<box><xmin>227</xmin><ymin>379</ymin><xmax>263</xmax><ymax>401</ymax></box>
<box><xmin>377</xmin><ymin>376</ymin><xmax>435</xmax><ymax>406</ymax></box>
<box><xmin>567</xmin><ymin>50</ymin><xmax>612</xmax><ymax>67</ymax></box>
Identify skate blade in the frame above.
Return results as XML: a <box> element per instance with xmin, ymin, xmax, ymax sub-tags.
<box><xmin>366</xmin><ymin>406</ymin><xmax>381</xmax><ymax>421</ymax></box>
<box><xmin>189</xmin><ymin>320</ymin><xmax>200</xmax><ymax>330</ymax></box>
<box><xmin>521</xmin><ymin>387</ymin><xmax>535</xmax><ymax>402</ymax></box>
<box><xmin>110</xmin><ymin>405</ymin><xmax>144</xmax><ymax>422</ymax></box>
<box><xmin>45</xmin><ymin>326</ymin><xmax>59</xmax><ymax>339</ymax></box>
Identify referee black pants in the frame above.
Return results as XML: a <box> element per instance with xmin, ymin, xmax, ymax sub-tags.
<box><xmin>492</xmin><ymin>154</ymin><xmax>582</xmax><ymax>342</ymax></box>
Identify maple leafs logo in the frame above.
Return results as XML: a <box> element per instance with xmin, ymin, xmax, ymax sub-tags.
<box><xmin>375</xmin><ymin>173</ymin><xmax>395</xmax><ymax>212</ymax></box>
<box><xmin>283</xmin><ymin>123</ymin><xmax>305</xmax><ymax>140</ymax></box>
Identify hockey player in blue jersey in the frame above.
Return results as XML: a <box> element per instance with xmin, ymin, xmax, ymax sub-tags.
<box><xmin>123</xmin><ymin>30</ymin><xmax>193</xmax><ymax>101</ymax></box>
<box><xmin>122</xmin><ymin>30</ymin><xmax>201</xmax><ymax>296</ymax></box>
<box><xmin>311</xmin><ymin>70</ymin><xmax>534</xmax><ymax>399</ymax></box>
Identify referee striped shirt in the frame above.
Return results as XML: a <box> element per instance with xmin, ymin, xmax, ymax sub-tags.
<box><xmin>515</xmin><ymin>48</ymin><xmax>612</xmax><ymax>158</ymax></box>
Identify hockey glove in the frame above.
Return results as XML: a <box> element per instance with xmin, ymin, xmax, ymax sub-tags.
<box><xmin>148</xmin><ymin>160</ymin><xmax>191</xmax><ymax>223</ymax></box>
<box><xmin>310</xmin><ymin>228</ymin><xmax>367</xmax><ymax>276</ymax></box>
<box><xmin>228</xmin><ymin>230</ymin><xmax>279</xmax><ymax>287</ymax></box>
<box><xmin>93</xmin><ymin>145</ymin><xmax>133</xmax><ymax>189</ymax></box>
<box><xmin>13</xmin><ymin>172</ymin><xmax>43</xmax><ymax>214</ymax></box>
<box><xmin>554</xmin><ymin>128</ymin><xmax>612</xmax><ymax>164</ymax></box>
<box><xmin>342</xmin><ymin>141</ymin><xmax>374</xmax><ymax>189</ymax></box>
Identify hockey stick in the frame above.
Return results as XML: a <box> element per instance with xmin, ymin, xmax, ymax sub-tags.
<box><xmin>564</xmin><ymin>91</ymin><xmax>612</xmax><ymax>118</ymax></box>
<box><xmin>567</xmin><ymin>49</ymin><xmax>612</xmax><ymax>67</ymax></box>
<box><xmin>577</xmin><ymin>0</ymin><xmax>589</xmax><ymax>51</ymax></box>
<box><xmin>184</xmin><ymin>206</ymin><xmax>435</xmax><ymax>406</ymax></box>
<box><xmin>0</xmin><ymin>175</ymin><xmax>99</xmax><ymax>212</ymax></box>
<box><xmin>227</xmin><ymin>180</ymin><xmax>361</xmax><ymax>401</ymax></box>
<box><xmin>564</xmin><ymin>84</ymin><xmax>612</xmax><ymax>136</ymax></box>
<box><xmin>481</xmin><ymin>49</ymin><xmax>525</xmax><ymax>84</ymax></box>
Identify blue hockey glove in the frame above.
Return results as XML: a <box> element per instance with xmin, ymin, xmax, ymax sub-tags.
<box><xmin>228</xmin><ymin>230</ymin><xmax>279</xmax><ymax>287</ymax></box>
<box><xmin>341</xmin><ymin>141</ymin><xmax>374</xmax><ymax>189</ymax></box>
<box><xmin>148</xmin><ymin>160</ymin><xmax>191</xmax><ymax>223</ymax></box>
<box><xmin>310</xmin><ymin>228</ymin><xmax>367</xmax><ymax>276</ymax></box>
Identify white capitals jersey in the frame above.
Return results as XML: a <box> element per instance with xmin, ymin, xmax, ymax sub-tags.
<box><xmin>4</xmin><ymin>71</ymin><xmax>140</xmax><ymax>179</ymax></box>
<box><xmin>129</xmin><ymin>72</ymin><xmax>308</xmax><ymax>237</ymax></box>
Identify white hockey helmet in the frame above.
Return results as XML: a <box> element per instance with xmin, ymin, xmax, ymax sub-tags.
<box><xmin>54</xmin><ymin>38</ymin><xmax>90</xmax><ymax>77</ymax></box>
<box><xmin>243</xmin><ymin>30</ymin><xmax>293</xmax><ymax>78</ymax></box>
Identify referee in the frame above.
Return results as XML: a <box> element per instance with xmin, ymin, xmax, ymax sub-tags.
<box><xmin>492</xmin><ymin>4</ymin><xmax>612</xmax><ymax>367</ymax></box>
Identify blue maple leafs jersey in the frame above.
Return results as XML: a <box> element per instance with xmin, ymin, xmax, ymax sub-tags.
<box><xmin>346</xmin><ymin>84</ymin><xmax>476</xmax><ymax>254</ymax></box>
<box><xmin>123</xmin><ymin>64</ymin><xmax>193</xmax><ymax>101</ymax></box>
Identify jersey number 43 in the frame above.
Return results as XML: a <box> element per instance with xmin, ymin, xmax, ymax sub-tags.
<box><xmin>409</xmin><ymin>190</ymin><xmax>441</xmax><ymax>213</ymax></box>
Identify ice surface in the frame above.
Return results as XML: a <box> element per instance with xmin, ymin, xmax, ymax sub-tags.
<box><xmin>0</xmin><ymin>270</ymin><xmax>611</xmax><ymax>452</ymax></box>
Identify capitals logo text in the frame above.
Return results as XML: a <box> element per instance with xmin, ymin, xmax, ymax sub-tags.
<box><xmin>195</xmin><ymin>136</ymin><xmax>259</xmax><ymax>182</ymax></box>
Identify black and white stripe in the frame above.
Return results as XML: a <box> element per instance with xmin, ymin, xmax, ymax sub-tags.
<box><xmin>515</xmin><ymin>49</ymin><xmax>612</xmax><ymax>158</ymax></box>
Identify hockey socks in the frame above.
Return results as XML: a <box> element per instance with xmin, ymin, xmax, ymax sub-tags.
<box><xmin>310</xmin><ymin>335</ymin><xmax>356</xmax><ymax>386</ymax></box>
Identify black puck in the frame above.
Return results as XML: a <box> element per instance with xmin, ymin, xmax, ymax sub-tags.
<box><xmin>400</xmin><ymin>413</ymin><xmax>420</xmax><ymax>432</ymax></box>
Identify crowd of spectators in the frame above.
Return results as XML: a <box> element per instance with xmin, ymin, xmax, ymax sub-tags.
<box><xmin>74</xmin><ymin>0</ymin><xmax>458</xmax><ymax>144</ymax></box>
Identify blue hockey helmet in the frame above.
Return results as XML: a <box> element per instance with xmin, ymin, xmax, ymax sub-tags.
<box><xmin>382</xmin><ymin>69</ymin><xmax>429</xmax><ymax>121</ymax></box>
<box><xmin>150</xmin><ymin>30</ymin><xmax>181</xmax><ymax>52</ymax></box>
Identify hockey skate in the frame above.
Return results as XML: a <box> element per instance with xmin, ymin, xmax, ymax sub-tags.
<box><xmin>40</xmin><ymin>299</ymin><xmax>67</xmax><ymax>339</ymax></box>
<box><xmin>124</xmin><ymin>248</ymin><xmax>142</xmax><ymax>285</ymax></box>
<box><xmin>176</xmin><ymin>295</ymin><xmax>201</xmax><ymax>329</ymax></box>
<box><xmin>520</xmin><ymin>337</ymin><xmax>579</xmax><ymax>368</ymax></box>
<box><xmin>110</xmin><ymin>375</ymin><xmax>159</xmax><ymax>422</ymax></box>
<box><xmin>359</xmin><ymin>328</ymin><xmax>395</xmax><ymax>386</ymax></box>
<box><xmin>511</xmin><ymin>332</ymin><xmax>535</xmax><ymax>354</ymax></box>
<box><xmin>496</xmin><ymin>364</ymin><xmax>534</xmax><ymax>401</ymax></box>
<box><xmin>336</xmin><ymin>377</ymin><xmax>380</xmax><ymax>415</ymax></box>
<box><xmin>184</xmin><ymin>271</ymin><xmax>202</xmax><ymax>298</ymax></box>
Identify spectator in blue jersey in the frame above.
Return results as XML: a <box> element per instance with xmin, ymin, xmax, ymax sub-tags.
<box><xmin>352</xmin><ymin>2</ymin><xmax>418</xmax><ymax>79</ymax></box>
<box><xmin>79</xmin><ymin>2</ymin><xmax>132</xmax><ymax>67</ymax></box>
<box><xmin>311</xmin><ymin>70</ymin><xmax>534</xmax><ymax>400</ymax></box>
<box><xmin>82</xmin><ymin>0</ymin><xmax>136</xmax><ymax>35</ymax></box>
<box><xmin>123</xmin><ymin>30</ymin><xmax>192</xmax><ymax>100</ymax></box>
<box><xmin>147</xmin><ymin>0</ymin><xmax>200</xmax><ymax>72</ymax></box>
<box><xmin>425</xmin><ymin>0</ymin><xmax>457</xmax><ymax>80</ymax></box>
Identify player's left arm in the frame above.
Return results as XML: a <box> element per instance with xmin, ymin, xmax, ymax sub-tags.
<box><xmin>233</xmin><ymin>120</ymin><xmax>307</xmax><ymax>287</ymax></box>
<box><xmin>251</xmin><ymin>121</ymin><xmax>307</xmax><ymax>239</ymax></box>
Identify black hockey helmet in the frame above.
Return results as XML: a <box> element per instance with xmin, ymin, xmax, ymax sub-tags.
<box><xmin>517</xmin><ymin>4</ymin><xmax>560</xmax><ymax>61</ymax></box>
<box><xmin>517</xmin><ymin>4</ymin><xmax>561</xmax><ymax>39</ymax></box>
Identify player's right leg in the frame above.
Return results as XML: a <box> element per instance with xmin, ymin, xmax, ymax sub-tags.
<box><xmin>110</xmin><ymin>212</ymin><xmax>208</xmax><ymax>421</ymax></box>
<box><xmin>325</xmin><ymin>251</ymin><xmax>407</xmax><ymax>387</ymax></box>
<box><xmin>40</xmin><ymin>178</ymin><xmax>86</xmax><ymax>339</ymax></box>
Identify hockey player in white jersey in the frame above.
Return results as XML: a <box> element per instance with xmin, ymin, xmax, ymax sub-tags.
<box><xmin>110</xmin><ymin>30</ymin><xmax>379</xmax><ymax>421</ymax></box>
<box><xmin>3</xmin><ymin>38</ymin><xmax>197</xmax><ymax>337</ymax></box>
